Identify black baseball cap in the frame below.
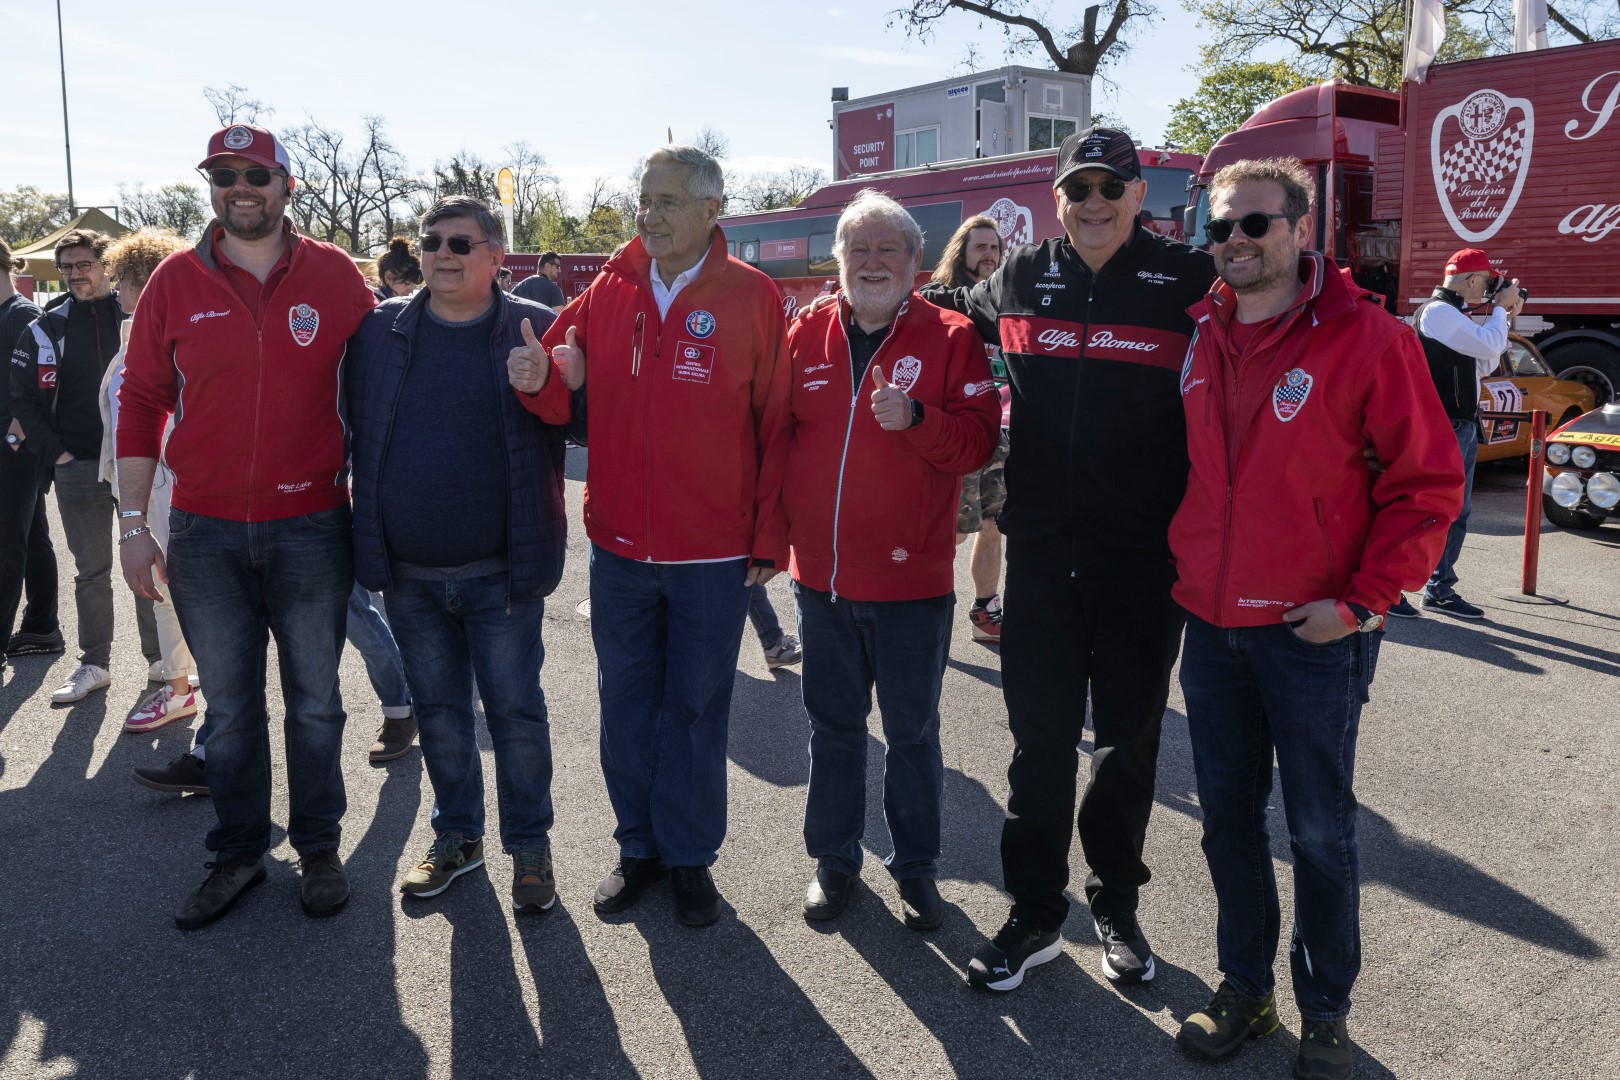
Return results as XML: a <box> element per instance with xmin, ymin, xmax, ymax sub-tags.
<box><xmin>1053</xmin><ymin>126</ymin><xmax>1140</xmax><ymax>187</ymax></box>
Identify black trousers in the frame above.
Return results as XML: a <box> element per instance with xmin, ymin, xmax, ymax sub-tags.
<box><xmin>0</xmin><ymin>446</ymin><xmax>58</xmax><ymax>650</ymax></box>
<box><xmin>999</xmin><ymin>546</ymin><xmax>1185</xmax><ymax>931</ymax></box>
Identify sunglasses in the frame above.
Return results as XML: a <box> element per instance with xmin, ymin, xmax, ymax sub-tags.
<box><xmin>1061</xmin><ymin>177</ymin><xmax>1129</xmax><ymax>203</ymax></box>
<box><xmin>1205</xmin><ymin>212</ymin><xmax>1294</xmax><ymax>244</ymax></box>
<box><xmin>208</xmin><ymin>167</ymin><xmax>284</xmax><ymax>188</ymax></box>
<box><xmin>419</xmin><ymin>234</ymin><xmax>494</xmax><ymax>255</ymax></box>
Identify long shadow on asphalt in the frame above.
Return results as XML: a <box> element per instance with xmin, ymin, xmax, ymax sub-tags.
<box><xmin>1385</xmin><ymin>615</ymin><xmax>1620</xmax><ymax>678</ymax></box>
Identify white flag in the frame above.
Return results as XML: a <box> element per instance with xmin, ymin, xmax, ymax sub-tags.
<box><xmin>1513</xmin><ymin>0</ymin><xmax>1550</xmax><ymax>51</ymax></box>
<box><xmin>1403</xmin><ymin>0</ymin><xmax>1447</xmax><ymax>83</ymax></box>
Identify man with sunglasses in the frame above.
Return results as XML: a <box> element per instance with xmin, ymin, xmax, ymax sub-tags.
<box><xmin>934</xmin><ymin>127</ymin><xmax>1215</xmax><ymax>994</ymax></box>
<box><xmin>117</xmin><ymin>123</ymin><xmax>376</xmax><ymax>929</ymax></box>
<box><xmin>1170</xmin><ymin>158</ymin><xmax>1460</xmax><ymax>1080</ymax></box>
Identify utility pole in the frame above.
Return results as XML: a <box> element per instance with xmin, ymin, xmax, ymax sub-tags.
<box><xmin>57</xmin><ymin>0</ymin><xmax>76</xmax><ymax>216</ymax></box>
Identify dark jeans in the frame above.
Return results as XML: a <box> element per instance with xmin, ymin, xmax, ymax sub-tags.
<box><xmin>1179</xmin><ymin>614</ymin><xmax>1380</xmax><ymax>1022</ymax></box>
<box><xmin>167</xmin><ymin>506</ymin><xmax>352</xmax><ymax>862</ymax></box>
<box><xmin>589</xmin><ymin>544</ymin><xmax>751</xmax><ymax>867</ymax></box>
<box><xmin>0</xmin><ymin>446</ymin><xmax>57</xmax><ymax>648</ymax></box>
<box><xmin>794</xmin><ymin>583</ymin><xmax>952</xmax><ymax>880</ymax></box>
<box><xmin>999</xmin><ymin>549</ymin><xmax>1184</xmax><ymax>930</ymax></box>
<box><xmin>1425</xmin><ymin>419</ymin><xmax>1478</xmax><ymax>600</ymax></box>
<box><xmin>747</xmin><ymin>581</ymin><xmax>784</xmax><ymax>650</ymax></box>
<box><xmin>383</xmin><ymin>568</ymin><xmax>553</xmax><ymax>851</ymax></box>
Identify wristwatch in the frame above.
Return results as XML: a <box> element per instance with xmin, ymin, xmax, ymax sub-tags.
<box><xmin>909</xmin><ymin>398</ymin><xmax>925</xmax><ymax>428</ymax></box>
<box><xmin>1342</xmin><ymin>601</ymin><xmax>1384</xmax><ymax>633</ymax></box>
<box><xmin>4</xmin><ymin>433</ymin><xmax>18</xmax><ymax>447</ymax></box>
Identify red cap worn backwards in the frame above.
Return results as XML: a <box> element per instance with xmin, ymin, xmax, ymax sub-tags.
<box><xmin>198</xmin><ymin>123</ymin><xmax>292</xmax><ymax>174</ymax></box>
<box><xmin>1445</xmin><ymin>248</ymin><xmax>1492</xmax><ymax>275</ymax></box>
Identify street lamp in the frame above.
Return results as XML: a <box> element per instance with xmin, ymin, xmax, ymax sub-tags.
<box><xmin>57</xmin><ymin>0</ymin><xmax>76</xmax><ymax>216</ymax></box>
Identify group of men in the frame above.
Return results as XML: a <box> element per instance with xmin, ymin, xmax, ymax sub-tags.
<box><xmin>1</xmin><ymin>117</ymin><xmax>1482</xmax><ymax>1080</ymax></box>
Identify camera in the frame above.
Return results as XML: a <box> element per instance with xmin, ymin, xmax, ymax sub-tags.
<box><xmin>1487</xmin><ymin>274</ymin><xmax>1529</xmax><ymax>304</ymax></box>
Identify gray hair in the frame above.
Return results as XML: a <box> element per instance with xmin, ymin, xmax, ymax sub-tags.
<box><xmin>643</xmin><ymin>145</ymin><xmax>725</xmax><ymax>203</ymax></box>
<box><xmin>421</xmin><ymin>195</ymin><xmax>505</xmax><ymax>251</ymax></box>
<box><xmin>832</xmin><ymin>188</ymin><xmax>924</xmax><ymax>261</ymax></box>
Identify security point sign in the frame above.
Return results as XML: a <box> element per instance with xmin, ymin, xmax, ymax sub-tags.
<box><xmin>835</xmin><ymin>103</ymin><xmax>895</xmax><ymax>180</ymax></box>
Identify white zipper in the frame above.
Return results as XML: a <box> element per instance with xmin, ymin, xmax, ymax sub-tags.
<box><xmin>827</xmin><ymin>300</ymin><xmax>904</xmax><ymax>601</ymax></box>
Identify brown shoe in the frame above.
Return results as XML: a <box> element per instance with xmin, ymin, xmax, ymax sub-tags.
<box><xmin>369</xmin><ymin>713</ymin><xmax>417</xmax><ymax>762</ymax></box>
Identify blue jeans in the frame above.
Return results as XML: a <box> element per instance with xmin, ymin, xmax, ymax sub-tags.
<box><xmin>1179</xmin><ymin>614</ymin><xmax>1380</xmax><ymax>1021</ymax></box>
<box><xmin>1425</xmin><ymin>419</ymin><xmax>1478</xmax><ymax>600</ymax></box>
<box><xmin>794</xmin><ymin>583</ymin><xmax>952</xmax><ymax>880</ymax></box>
<box><xmin>166</xmin><ymin>506</ymin><xmax>352</xmax><ymax>862</ymax></box>
<box><xmin>589</xmin><ymin>544</ymin><xmax>751</xmax><ymax>867</ymax></box>
<box><xmin>383</xmin><ymin>568</ymin><xmax>553</xmax><ymax>850</ymax></box>
<box><xmin>347</xmin><ymin>583</ymin><xmax>410</xmax><ymax>710</ymax></box>
<box><xmin>747</xmin><ymin>582</ymin><xmax>784</xmax><ymax>650</ymax></box>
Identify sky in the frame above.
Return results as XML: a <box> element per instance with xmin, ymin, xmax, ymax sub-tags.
<box><xmin>5</xmin><ymin>1</ymin><xmax>1206</xmax><ymax>213</ymax></box>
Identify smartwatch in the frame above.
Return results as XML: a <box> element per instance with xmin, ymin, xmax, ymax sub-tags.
<box><xmin>909</xmin><ymin>398</ymin><xmax>925</xmax><ymax>428</ymax></box>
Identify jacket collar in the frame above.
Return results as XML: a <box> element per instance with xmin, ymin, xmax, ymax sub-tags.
<box><xmin>604</xmin><ymin>227</ymin><xmax>730</xmax><ymax>293</ymax></box>
<box><xmin>1191</xmin><ymin>251</ymin><xmax>1366</xmax><ymax>331</ymax></box>
<box><xmin>193</xmin><ymin>218</ymin><xmax>299</xmax><ymax>273</ymax></box>
<box><xmin>387</xmin><ymin>283</ymin><xmax>511</xmax><ymax>342</ymax></box>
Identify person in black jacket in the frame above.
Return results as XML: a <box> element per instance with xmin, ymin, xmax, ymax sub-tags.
<box><xmin>512</xmin><ymin>250</ymin><xmax>566</xmax><ymax>308</ymax></box>
<box><xmin>931</xmin><ymin>129</ymin><xmax>1217</xmax><ymax>993</ymax></box>
<box><xmin>347</xmin><ymin>196</ymin><xmax>571</xmax><ymax>914</ymax></box>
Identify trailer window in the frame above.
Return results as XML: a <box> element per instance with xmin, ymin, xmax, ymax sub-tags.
<box><xmin>897</xmin><ymin>127</ymin><xmax>940</xmax><ymax>169</ymax></box>
<box><xmin>808</xmin><ymin>232</ymin><xmax>837</xmax><ymax>274</ymax></box>
<box><xmin>1028</xmin><ymin>116</ymin><xmax>1078</xmax><ymax>152</ymax></box>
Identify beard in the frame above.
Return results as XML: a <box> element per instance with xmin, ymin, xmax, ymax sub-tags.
<box><xmin>213</xmin><ymin>188</ymin><xmax>286</xmax><ymax>242</ymax></box>
<box><xmin>1216</xmin><ymin>247</ymin><xmax>1294</xmax><ymax>295</ymax></box>
<box><xmin>840</xmin><ymin>270</ymin><xmax>909</xmax><ymax>323</ymax></box>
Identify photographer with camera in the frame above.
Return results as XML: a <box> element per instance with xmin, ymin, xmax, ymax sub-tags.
<box><xmin>1390</xmin><ymin>247</ymin><xmax>1525</xmax><ymax>621</ymax></box>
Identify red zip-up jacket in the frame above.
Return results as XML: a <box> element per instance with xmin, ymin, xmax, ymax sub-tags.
<box><xmin>768</xmin><ymin>294</ymin><xmax>999</xmax><ymax>601</ymax></box>
<box><xmin>118</xmin><ymin>224</ymin><xmax>375</xmax><ymax>521</ymax></box>
<box><xmin>536</xmin><ymin>229</ymin><xmax>790</xmax><ymax>565</ymax></box>
<box><xmin>1169</xmin><ymin>254</ymin><xmax>1463</xmax><ymax>626</ymax></box>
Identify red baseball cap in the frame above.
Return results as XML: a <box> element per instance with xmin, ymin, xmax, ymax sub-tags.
<box><xmin>1445</xmin><ymin>248</ymin><xmax>1492</xmax><ymax>275</ymax></box>
<box><xmin>198</xmin><ymin>124</ymin><xmax>292</xmax><ymax>173</ymax></box>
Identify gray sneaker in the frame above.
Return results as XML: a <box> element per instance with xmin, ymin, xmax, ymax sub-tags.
<box><xmin>763</xmin><ymin>634</ymin><xmax>802</xmax><ymax>669</ymax></box>
<box><xmin>174</xmin><ymin>858</ymin><xmax>266</xmax><ymax>929</ymax></box>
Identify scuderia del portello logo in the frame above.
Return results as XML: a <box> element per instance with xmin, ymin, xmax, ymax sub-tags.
<box><xmin>1431</xmin><ymin>87</ymin><xmax>1534</xmax><ymax>243</ymax></box>
<box><xmin>288</xmin><ymin>303</ymin><xmax>320</xmax><ymax>347</ymax></box>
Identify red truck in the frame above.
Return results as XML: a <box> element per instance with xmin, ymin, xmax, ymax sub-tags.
<box><xmin>504</xmin><ymin>252</ymin><xmax>609</xmax><ymax>302</ymax></box>
<box><xmin>1186</xmin><ymin>40</ymin><xmax>1620</xmax><ymax>404</ymax></box>
<box><xmin>719</xmin><ymin>146</ymin><xmax>1202</xmax><ymax>317</ymax></box>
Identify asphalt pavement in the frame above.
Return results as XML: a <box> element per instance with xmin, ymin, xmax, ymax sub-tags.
<box><xmin>1</xmin><ymin>454</ymin><xmax>1616</xmax><ymax>1079</ymax></box>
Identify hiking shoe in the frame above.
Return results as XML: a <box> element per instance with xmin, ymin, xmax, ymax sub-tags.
<box><xmin>1422</xmin><ymin>593</ymin><xmax>1485</xmax><ymax>620</ymax></box>
<box><xmin>174</xmin><ymin>858</ymin><xmax>266</xmax><ymax>929</ymax></box>
<box><xmin>671</xmin><ymin>865</ymin><xmax>723</xmax><ymax>927</ymax></box>
<box><xmin>299</xmin><ymin>850</ymin><xmax>350</xmax><ymax>917</ymax></box>
<box><xmin>124</xmin><ymin>685</ymin><xmax>198</xmax><ymax>733</ymax></box>
<box><xmin>400</xmin><ymin>833</ymin><xmax>485</xmax><ymax>898</ymax></box>
<box><xmin>968</xmin><ymin>598</ymin><xmax>1002</xmax><ymax>643</ymax></box>
<box><xmin>1177</xmin><ymin>980</ymin><xmax>1280</xmax><ymax>1060</ymax></box>
<box><xmin>369</xmin><ymin>713</ymin><xmax>417</xmax><ymax>763</ymax></box>
<box><xmin>7</xmin><ymin>628</ymin><xmax>64</xmax><ymax>656</ymax></box>
<box><xmin>133</xmin><ymin>752</ymin><xmax>209</xmax><ymax>795</ymax></box>
<box><xmin>1094</xmin><ymin>911</ymin><xmax>1156</xmax><ymax>983</ymax></box>
<box><xmin>1385</xmin><ymin>596</ymin><xmax>1420</xmax><ymax>619</ymax></box>
<box><xmin>763</xmin><ymin>634</ymin><xmax>802</xmax><ymax>669</ymax></box>
<box><xmin>966</xmin><ymin>916</ymin><xmax>1062</xmax><ymax>991</ymax></box>
<box><xmin>803</xmin><ymin>866</ymin><xmax>855</xmax><ymax>922</ymax></box>
<box><xmin>594</xmin><ymin>856</ymin><xmax>669</xmax><ymax>914</ymax></box>
<box><xmin>1296</xmin><ymin>1018</ymin><xmax>1354</xmax><ymax>1079</ymax></box>
<box><xmin>51</xmin><ymin>663</ymin><xmax>110</xmax><ymax>704</ymax></box>
<box><xmin>899</xmin><ymin>877</ymin><xmax>943</xmax><ymax>931</ymax></box>
<box><xmin>511</xmin><ymin>846</ymin><xmax>557</xmax><ymax>912</ymax></box>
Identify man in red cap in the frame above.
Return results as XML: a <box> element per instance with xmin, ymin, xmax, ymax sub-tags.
<box><xmin>1386</xmin><ymin>247</ymin><xmax>1523</xmax><ymax>620</ymax></box>
<box><xmin>117</xmin><ymin>123</ymin><xmax>376</xmax><ymax>928</ymax></box>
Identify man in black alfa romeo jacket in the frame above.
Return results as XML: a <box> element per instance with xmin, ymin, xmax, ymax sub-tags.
<box><xmin>937</xmin><ymin>128</ymin><xmax>1217</xmax><ymax>992</ymax></box>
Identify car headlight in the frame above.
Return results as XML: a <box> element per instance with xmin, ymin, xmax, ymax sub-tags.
<box><xmin>1572</xmin><ymin>445</ymin><xmax>1598</xmax><ymax>468</ymax></box>
<box><xmin>1588</xmin><ymin>472</ymin><xmax>1620</xmax><ymax>509</ymax></box>
<box><xmin>1549</xmin><ymin>471</ymin><xmax>1585</xmax><ymax>508</ymax></box>
<box><xmin>1547</xmin><ymin>443</ymin><xmax>1571</xmax><ymax>465</ymax></box>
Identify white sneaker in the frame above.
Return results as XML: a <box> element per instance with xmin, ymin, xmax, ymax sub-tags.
<box><xmin>148</xmin><ymin>660</ymin><xmax>165</xmax><ymax>681</ymax></box>
<box><xmin>124</xmin><ymin>684</ymin><xmax>199</xmax><ymax>733</ymax></box>
<box><xmin>51</xmin><ymin>663</ymin><xmax>111</xmax><ymax>704</ymax></box>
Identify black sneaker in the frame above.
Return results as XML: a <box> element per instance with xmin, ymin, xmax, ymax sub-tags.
<box><xmin>133</xmin><ymin>752</ymin><xmax>209</xmax><ymax>796</ymax></box>
<box><xmin>966</xmin><ymin>916</ymin><xmax>1062</xmax><ymax>991</ymax></box>
<box><xmin>1422</xmin><ymin>593</ymin><xmax>1485</xmax><ymax>620</ymax></box>
<box><xmin>594</xmin><ymin>856</ymin><xmax>668</xmax><ymax>914</ymax></box>
<box><xmin>670</xmin><ymin>865</ymin><xmax>723</xmax><ymax>927</ymax></box>
<box><xmin>1093</xmin><ymin>911</ymin><xmax>1156</xmax><ymax>983</ymax></box>
<box><xmin>898</xmin><ymin>877</ymin><xmax>943</xmax><ymax>931</ymax></box>
<box><xmin>1385</xmin><ymin>596</ymin><xmax>1420</xmax><ymax>619</ymax></box>
<box><xmin>1177</xmin><ymin>980</ymin><xmax>1280</xmax><ymax>1060</ymax></box>
<box><xmin>7</xmin><ymin>628</ymin><xmax>65</xmax><ymax>656</ymax></box>
<box><xmin>1296</xmin><ymin>1018</ymin><xmax>1354</xmax><ymax>1079</ymax></box>
<box><xmin>174</xmin><ymin>858</ymin><xmax>266</xmax><ymax>929</ymax></box>
<box><xmin>298</xmin><ymin>849</ymin><xmax>350</xmax><ymax>917</ymax></box>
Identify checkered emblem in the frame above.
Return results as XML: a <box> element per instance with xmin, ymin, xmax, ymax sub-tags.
<box><xmin>1430</xmin><ymin>89</ymin><xmax>1534</xmax><ymax>244</ymax></box>
<box><xmin>288</xmin><ymin>303</ymin><xmax>320</xmax><ymax>347</ymax></box>
<box><xmin>1272</xmin><ymin>367</ymin><xmax>1312</xmax><ymax>422</ymax></box>
<box><xmin>891</xmin><ymin>355</ymin><xmax>922</xmax><ymax>392</ymax></box>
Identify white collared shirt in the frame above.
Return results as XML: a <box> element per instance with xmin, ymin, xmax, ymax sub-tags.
<box><xmin>649</xmin><ymin>248</ymin><xmax>709</xmax><ymax>320</ymax></box>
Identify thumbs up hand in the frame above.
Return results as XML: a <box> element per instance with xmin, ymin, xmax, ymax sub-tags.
<box><xmin>552</xmin><ymin>325</ymin><xmax>586</xmax><ymax>391</ymax></box>
<box><xmin>507</xmin><ymin>318</ymin><xmax>551</xmax><ymax>394</ymax></box>
<box><xmin>870</xmin><ymin>365</ymin><xmax>913</xmax><ymax>431</ymax></box>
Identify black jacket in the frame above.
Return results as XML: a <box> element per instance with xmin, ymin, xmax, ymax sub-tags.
<box><xmin>1414</xmin><ymin>290</ymin><xmax>1482</xmax><ymax>423</ymax></box>
<box><xmin>940</xmin><ymin>227</ymin><xmax>1215</xmax><ymax>569</ymax></box>
<box><xmin>0</xmin><ymin>293</ymin><xmax>42</xmax><ymax>433</ymax></box>
<box><xmin>9</xmin><ymin>293</ymin><xmax>124</xmax><ymax>466</ymax></box>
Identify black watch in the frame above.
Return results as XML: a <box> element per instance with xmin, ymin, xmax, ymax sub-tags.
<box><xmin>1345</xmin><ymin>602</ymin><xmax>1383</xmax><ymax>633</ymax></box>
<box><xmin>909</xmin><ymin>398</ymin><xmax>925</xmax><ymax>428</ymax></box>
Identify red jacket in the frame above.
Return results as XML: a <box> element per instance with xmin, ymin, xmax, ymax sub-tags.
<box><xmin>1170</xmin><ymin>255</ymin><xmax>1464</xmax><ymax>626</ymax></box>
<box><xmin>118</xmin><ymin>226</ymin><xmax>375</xmax><ymax>521</ymax></box>
<box><xmin>770</xmin><ymin>294</ymin><xmax>999</xmax><ymax>601</ymax></box>
<box><xmin>536</xmin><ymin>230</ymin><xmax>790</xmax><ymax>564</ymax></box>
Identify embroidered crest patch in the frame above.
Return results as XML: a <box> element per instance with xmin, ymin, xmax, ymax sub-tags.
<box><xmin>1273</xmin><ymin>367</ymin><xmax>1313</xmax><ymax>421</ymax></box>
<box><xmin>223</xmin><ymin>126</ymin><xmax>254</xmax><ymax>150</ymax></box>
<box><xmin>289</xmin><ymin>304</ymin><xmax>320</xmax><ymax>347</ymax></box>
<box><xmin>891</xmin><ymin>355</ymin><xmax>922</xmax><ymax>392</ymax></box>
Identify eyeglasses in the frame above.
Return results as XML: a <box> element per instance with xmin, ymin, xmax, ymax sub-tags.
<box><xmin>419</xmin><ymin>234</ymin><xmax>493</xmax><ymax>255</ymax></box>
<box><xmin>207</xmin><ymin>166</ymin><xmax>285</xmax><ymax>188</ymax></box>
<box><xmin>636</xmin><ymin>196</ymin><xmax>694</xmax><ymax>216</ymax></box>
<box><xmin>57</xmin><ymin>259</ymin><xmax>101</xmax><ymax>275</ymax></box>
<box><xmin>1061</xmin><ymin>177</ymin><xmax>1129</xmax><ymax>203</ymax></box>
<box><xmin>1205</xmin><ymin>212</ymin><xmax>1294</xmax><ymax>244</ymax></box>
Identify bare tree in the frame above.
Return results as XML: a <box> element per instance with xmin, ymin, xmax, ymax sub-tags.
<box><xmin>116</xmin><ymin>182</ymin><xmax>208</xmax><ymax>238</ymax></box>
<box><xmin>889</xmin><ymin>0</ymin><xmax>1158</xmax><ymax>78</ymax></box>
<box><xmin>731</xmin><ymin>165</ymin><xmax>829</xmax><ymax>212</ymax></box>
<box><xmin>280</xmin><ymin>115</ymin><xmax>423</xmax><ymax>252</ymax></box>
<box><xmin>202</xmin><ymin>84</ymin><xmax>274</xmax><ymax>126</ymax></box>
<box><xmin>692</xmin><ymin>126</ymin><xmax>732</xmax><ymax>161</ymax></box>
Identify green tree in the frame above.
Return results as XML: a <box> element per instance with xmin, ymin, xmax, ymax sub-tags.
<box><xmin>117</xmin><ymin>182</ymin><xmax>208</xmax><ymax>239</ymax></box>
<box><xmin>1164</xmin><ymin>56</ymin><xmax>1315</xmax><ymax>155</ymax></box>
<box><xmin>0</xmin><ymin>186</ymin><xmax>73</xmax><ymax>246</ymax></box>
